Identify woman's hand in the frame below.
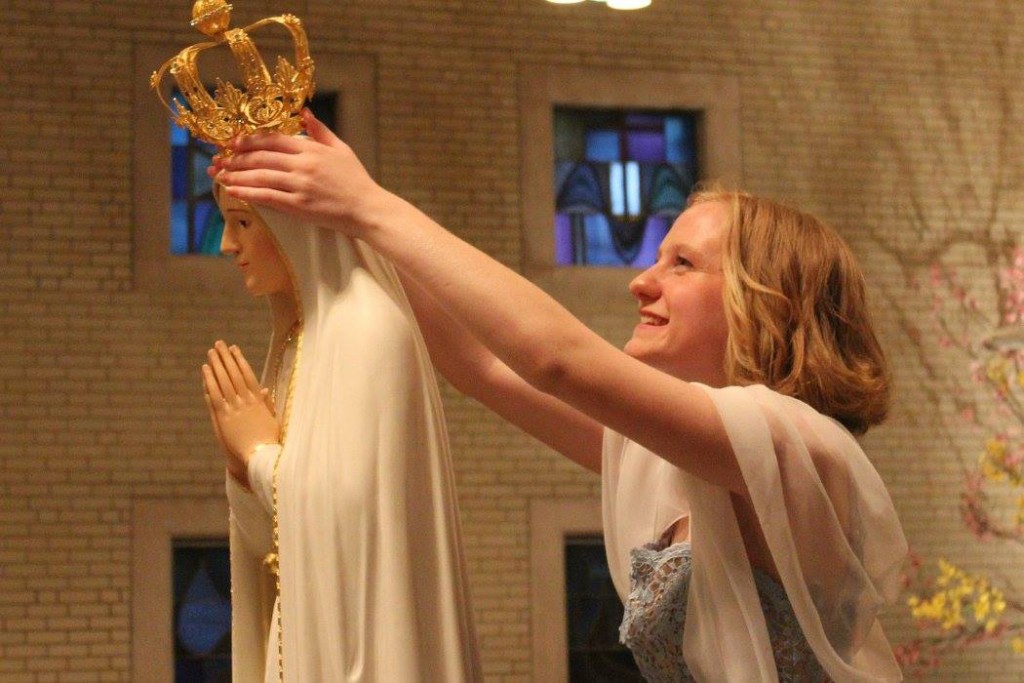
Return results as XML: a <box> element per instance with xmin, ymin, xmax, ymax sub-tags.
<box><xmin>209</xmin><ymin>109</ymin><xmax>388</xmax><ymax>235</ymax></box>
<box><xmin>202</xmin><ymin>341</ymin><xmax>279</xmax><ymax>489</ymax></box>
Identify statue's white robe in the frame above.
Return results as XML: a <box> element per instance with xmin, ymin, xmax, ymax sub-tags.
<box><xmin>225</xmin><ymin>205</ymin><xmax>481</xmax><ymax>682</ymax></box>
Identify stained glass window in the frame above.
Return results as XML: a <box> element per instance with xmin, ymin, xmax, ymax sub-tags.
<box><xmin>564</xmin><ymin>535</ymin><xmax>644</xmax><ymax>681</ymax></box>
<box><xmin>169</xmin><ymin>92</ymin><xmax>339</xmax><ymax>255</ymax></box>
<box><xmin>173</xmin><ymin>540</ymin><xmax>232</xmax><ymax>682</ymax></box>
<box><xmin>554</xmin><ymin>108</ymin><xmax>698</xmax><ymax>267</ymax></box>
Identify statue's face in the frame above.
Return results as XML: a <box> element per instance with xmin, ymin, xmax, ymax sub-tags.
<box><xmin>218</xmin><ymin>193</ymin><xmax>293</xmax><ymax>298</ymax></box>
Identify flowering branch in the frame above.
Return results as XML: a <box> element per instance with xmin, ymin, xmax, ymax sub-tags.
<box><xmin>900</xmin><ymin>246</ymin><xmax>1024</xmax><ymax>672</ymax></box>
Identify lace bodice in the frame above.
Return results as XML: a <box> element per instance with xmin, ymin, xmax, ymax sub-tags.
<box><xmin>620</xmin><ymin>537</ymin><xmax>829</xmax><ymax>682</ymax></box>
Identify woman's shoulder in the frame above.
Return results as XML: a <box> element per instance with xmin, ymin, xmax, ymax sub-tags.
<box><xmin>696</xmin><ymin>383</ymin><xmax>862</xmax><ymax>469</ymax></box>
<box><xmin>702</xmin><ymin>383</ymin><xmax>850</xmax><ymax>431</ymax></box>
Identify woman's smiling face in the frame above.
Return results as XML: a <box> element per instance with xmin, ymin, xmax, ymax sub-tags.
<box><xmin>623</xmin><ymin>200</ymin><xmax>730</xmax><ymax>386</ymax></box>
<box><xmin>218</xmin><ymin>194</ymin><xmax>293</xmax><ymax>298</ymax></box>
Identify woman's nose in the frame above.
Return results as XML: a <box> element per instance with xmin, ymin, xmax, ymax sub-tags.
<box><xmin>629</xmin><ymin>265</ymin><xmax>660</xmax><ymax>302</ymax></box>
<box><xmin>220</xmin><ymin>222</ymin><xmax>239</xmax><ymax>256</ymax></box>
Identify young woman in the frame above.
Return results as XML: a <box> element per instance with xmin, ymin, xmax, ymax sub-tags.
<box><xmin>201</xmin><ymin>185</ymin><xmax>481</xmax><ymax>681</ymax></box>
<box><xmin>212</xmin><ymin>110</ymin><xmax>908</xmax><ymax>682</ymax></box>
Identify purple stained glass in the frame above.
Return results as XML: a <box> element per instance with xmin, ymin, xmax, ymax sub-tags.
<box><xmin>555</xmin><ymin>213</ymin><xmax>574</xmax><ymax>265</ymax></box>
<box><xmin>626</xmin><ymin>131</ymin><xmax>664</xmax><ymax>163</ymax></box>
<box><xmin>631</xmin><ymin>216</ymin><xmax>669</xmax><ymax>267</ymax></box>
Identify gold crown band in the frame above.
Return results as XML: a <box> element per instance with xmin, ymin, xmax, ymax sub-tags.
<box><xmin>151</xmin><ymin>2</ymin><xmax>316</xmax><ymax>148</ymax></box>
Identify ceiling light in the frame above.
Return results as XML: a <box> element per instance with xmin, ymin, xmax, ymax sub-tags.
<box><xmin>546</xmin><ymin>0</ymin><xmax>651</xmax><ymax>9</ymax></box>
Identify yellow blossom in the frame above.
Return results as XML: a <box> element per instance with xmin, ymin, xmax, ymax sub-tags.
<box><xmin>987</xmin><ymin>356</ymin><xmax>1010</xmax><ymax>388</ymax></box>
<box><xmin>910</xmin><ymin>560</ymin><xmax>1006</xmax><ymax>634</ymax></box>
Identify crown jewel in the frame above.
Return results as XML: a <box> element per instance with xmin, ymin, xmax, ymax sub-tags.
<box><xmin>151</xmin><ymin>1</ymin><xmax>316</xmax><ymax>148</ymax></box>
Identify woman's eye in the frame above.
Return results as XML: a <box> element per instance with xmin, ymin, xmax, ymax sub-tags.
<box><xmin>673</xmin><ymin>257</ymin><xmax>693</xmax><ymax>271</ymax></box>
<box><xmin>239</xmin><ymin>219</ymin><xmax>251</xmax><ymax>229</ymax></box>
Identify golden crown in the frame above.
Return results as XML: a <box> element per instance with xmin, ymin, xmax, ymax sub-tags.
<box><xmin>151</xmin><ymin>0</ymin><xmax>316</xmax><ymax>147</ymax></box>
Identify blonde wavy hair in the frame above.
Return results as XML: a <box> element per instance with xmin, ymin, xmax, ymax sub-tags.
<box><xmin>688</xmin><ymin>188</ymin><xmax>890</xmax><ymax>434</ymax></box>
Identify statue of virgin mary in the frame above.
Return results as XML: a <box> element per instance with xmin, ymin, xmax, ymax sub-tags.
<box><xmin>217</xmin><ymin>186</ymin><xmax>482</xmax><ymax>681</ymax></box>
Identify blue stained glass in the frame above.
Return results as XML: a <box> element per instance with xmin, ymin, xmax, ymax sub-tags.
<box><xmin>608</xmin><ymin>163</ymin><xmax>625</xmax><ymax>217</ymax></box>
<box><xmin>170</xmin><ymin>90</ymin><xmax>337</xmax><ymax>256</ymax></box>
<box><xmin>193</xmin><ymin>155</ymin><xmax>214</xmax><ymax>198</ymax></box>
<box><xmin>171</xmin><ymin>120</ymin><xmax>189</xmax><ymax>146</ymax></box>
<box><xmin>553</xmin><ymin>108</ymin><xmax>698</xmax><ymax>268</ymax></box>
<box><xmin>625</xmin><ymin>162</ymin><xmax>641</xmax><ymax>217</ymax></box>
<box><xmin>555</xmin><ymin>160</ymin><xmax>579</xmax><ymax>194</ymax></box>
<box><xmin>664</xmin><ymin>116</ymin><xmax>690</xmax><ymax>165</ymax></box>
<box><xmin>557</xmin><ymin>164</ymin><xmax>605</xmax><ymax>215</ymax></box>
<box><xmin>171</xmin><ymin>201</ymin><xmax>189</xmax><ymax>254</ymax></box>
<box><xmin>584</xmin><ymin>130</ymin><xmax>620</xmax><ymax>162</ymax></box>
<box><xmin>177</xmin><ymin>565</ymin><xmax>231</xmax><ymax>655</ymax></box>
<box><xmin>173</xmin><ymin>543</ymin><xmax>232</xmax><ymax>681</ymax></box>
<box><xmin>583</xmin><ymin>215</ymin><xmax>619</xmax><ymax>266</ymax></box>
<box><xmin>169</xmin><ymin>87</ymin><xmax>221</xmax><ymax>256</ymax></box>
<box><xmin>171</xmin><ymin>146</ymin><xmax>190</xmax><ymax>200</ymax></box>
<box><xmin>648</xmin><ymin>165</ymin><xmax>689</xmax><ymax>216</ymax></box>
<box><xmin>193</xmin><ymin>201</ymin><xmax>225</xmax><ymax>255</ymax></box>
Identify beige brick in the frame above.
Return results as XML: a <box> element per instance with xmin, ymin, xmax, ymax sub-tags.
<box><xmin>3</xmin><ymin>1</ymin><xmax>1023</xmax><ymax>679</ymax></box>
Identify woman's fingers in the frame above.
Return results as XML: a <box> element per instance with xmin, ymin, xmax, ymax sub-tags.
<box><xmin>301</xmin><ymin>108</ymin><xmax>344</xmax><ymax>148</ymax></box>
<box><xmin>222</xmin><ymin>184</ymin><xmax>299</xmax><ymax>211</ymax></box>
<box><xmin>231</xmin><ymin>132</ymin><xmax>307</xmax><ymax>156</ymax></box>
<box><xmin>217</xmin><ymin>168</ymin><xmax>300</xmax><ymax>194</ymax></box>
<box><xmin>222</xmin><ymin>149</ymin><xmax>304</xmax><ymax>174</ymax></box>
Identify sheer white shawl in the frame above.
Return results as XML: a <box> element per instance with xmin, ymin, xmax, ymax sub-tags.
<box><xmin>224</xmin><ymin>202</ymin><xmax>481</xmax><ymax>682</ymax></box>
<box><xmin>602</xmin><ymin>384</ymin><xmax>906</xmax><ymax>682</ymax></box>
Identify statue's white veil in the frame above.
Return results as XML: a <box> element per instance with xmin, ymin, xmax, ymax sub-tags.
<box><xmin>222</xmin><ymin>190</ymin><xmax>481</xmax><ymax>681</ymax></box>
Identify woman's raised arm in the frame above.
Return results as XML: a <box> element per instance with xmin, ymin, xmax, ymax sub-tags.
<box><xmin>213</xmin><ymin>112</ymin><xmax>745</xmax><ymax>495</ymax></box>
<box><xmin>399</xmin><ymin>272</ymin><xmax>603</xmax><ymax>473</ymax></box>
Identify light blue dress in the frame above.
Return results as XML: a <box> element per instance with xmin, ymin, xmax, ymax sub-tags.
<box><xmin>619</xmin><ymin>535</ymin><xmax>829</xmax><ymax>682</ymax></box>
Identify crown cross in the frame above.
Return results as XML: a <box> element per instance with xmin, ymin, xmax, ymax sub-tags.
<box><xmin>151</xmin><ymin>1</ymin><xmax>316</xmax><ymax>148</ymax></box>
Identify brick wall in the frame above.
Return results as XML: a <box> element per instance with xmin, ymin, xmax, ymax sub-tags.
<box><xmin>2</xmin><ymin>0</ymin><xmax>1022</xmax><ymax>680</ymax></box>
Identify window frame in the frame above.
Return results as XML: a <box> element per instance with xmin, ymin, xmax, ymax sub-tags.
<box><xmin>518</xmin><ymin>65</ymin><xmax>741</xmax><ymax>308</ymax></box>
<box><xmin>131</xmin><ymin>497</ymin><xmax>229</xmax><ymax>681</ymax></box>
<box><xmin>530</xmin><ymin>497</ymin><xmax>604</xmax><ymax>683</ymax></box>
